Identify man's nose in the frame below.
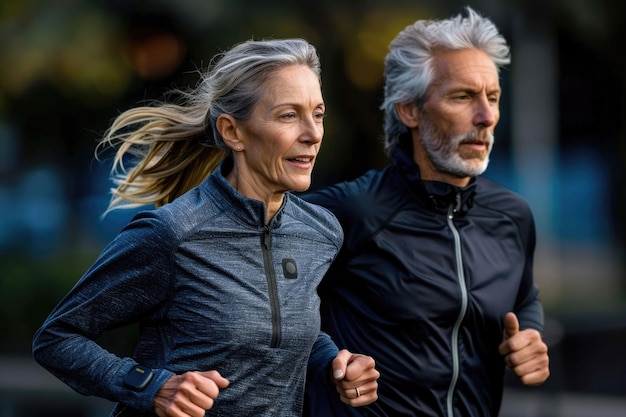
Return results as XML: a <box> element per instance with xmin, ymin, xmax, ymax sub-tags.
<box><xmin>473</xmin><ymin>96</ymin><xmax>498</xmax><ymax>127</ymax></box>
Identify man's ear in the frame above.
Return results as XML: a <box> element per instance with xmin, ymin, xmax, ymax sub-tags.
<box><xmin>216</xmin><ymin>114</ymin><xmax>244</xmax><ymax>151</ymax></box>
<box><xmin>395</xmin><ymin>102</ymin><xmax>420</xmax><ymax>128</ymax></box>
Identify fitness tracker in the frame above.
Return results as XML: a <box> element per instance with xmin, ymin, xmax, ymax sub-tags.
<box><xmin>123</xmin><ymin>365</ymin><xmax>154</xmax><ymax>391</ymax></box>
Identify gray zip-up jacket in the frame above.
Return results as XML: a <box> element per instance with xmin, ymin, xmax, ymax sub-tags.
<box><xmin>33</xmin><ymin>160</ymin><xmax>344</xmax><ymax>416</ymax></box>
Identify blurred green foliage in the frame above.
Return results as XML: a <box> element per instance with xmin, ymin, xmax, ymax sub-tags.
<box><xmin>0</xmin><ymin>250</ymin><xmax>98</xmax><ymax>353</ymax></box>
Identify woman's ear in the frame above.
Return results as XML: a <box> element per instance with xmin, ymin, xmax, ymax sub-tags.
<box><xmin>216</xmin><ymin>114</ymin><xmax>244</xmax><ymax>152</ymax></box>
<box><xmin>395</xmin><ymin>102</ymin><xmax>420</xmax><ymax>129</ymax></box>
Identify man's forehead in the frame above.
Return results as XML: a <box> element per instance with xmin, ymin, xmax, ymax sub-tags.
<box><xmin>431</xmin><ymin>49</ymin><xmax>500</xmax><ymax>88</ymax></box>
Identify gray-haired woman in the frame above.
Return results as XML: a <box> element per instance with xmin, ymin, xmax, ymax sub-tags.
<box><xmin>33</xmin><ymin>38</ymin><xmax>379</xmax><ymax>417</ymax></box>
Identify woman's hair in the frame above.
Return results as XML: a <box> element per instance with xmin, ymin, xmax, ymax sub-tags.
<box><xmin>98</xmin><ymin>38</ymin><xmax>321</xmax><ymax>213</ymax></box>
<box><xmin>380</xmin><ymin>6</ymin><xmax>511</xmax><ymax>156</ymax></box>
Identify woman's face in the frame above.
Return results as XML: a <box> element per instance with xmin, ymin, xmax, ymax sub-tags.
<box><xmin>233</xmin><ymin>65</ymin><xmax>325</xmax><ymax>198</ymax></box>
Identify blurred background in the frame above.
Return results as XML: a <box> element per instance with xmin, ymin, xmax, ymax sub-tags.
<box><xmin>0</xmin><ymin>0</ymin><xmax>624</xmax><ymax>415</ymax></box>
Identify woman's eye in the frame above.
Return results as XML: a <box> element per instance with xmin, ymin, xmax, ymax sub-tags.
<box><xmin>314</xmin><ymin>112</ymin><xmax>326</xmax><ymax>121</ymax></box>
<box><xmin>281</xmin><ymin>112</ymin><xmax>297</xmax><ymax>120</ymax></box>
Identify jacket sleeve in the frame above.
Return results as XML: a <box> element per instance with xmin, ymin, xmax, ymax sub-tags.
<box><xmin>512</xmin><ymin>204</ymin><xmax>544</xmax><ymax>333</ymax></box>
<box><xmin>32</xmin><ymin>211</ymin><xmax>176</xmax><ymax>411</ymax></box>
<box><xmin>307</xmin><ymin>331</ymin><xmax>338</xmax><ymax>385</ymax></box>
<box><xmin>305</xmin><ymin>332</ymin><xmax>353</xmax><ymax>417</ymax></box>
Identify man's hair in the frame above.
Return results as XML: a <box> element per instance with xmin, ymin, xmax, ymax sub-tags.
<box><xmin>380</xmin><ymin>6</ymin><xmax>510</xmax><ymax>156</ymax></box>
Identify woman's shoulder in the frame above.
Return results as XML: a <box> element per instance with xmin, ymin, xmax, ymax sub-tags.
<box><xmin>138</xmin><ymin>185</ymin><xmax>220</xmax><ymax>235</ymax></box>
<box><xmin>285</xmin><ymin>193</ymin><xmax>344</xmax><ymax>247</ymax></box>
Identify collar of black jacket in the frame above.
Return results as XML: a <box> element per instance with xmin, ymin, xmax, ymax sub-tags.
<box><xmin>393</xmin><ymin>148</ymin><xmax>476</xmax><ymax>215</ymax></box>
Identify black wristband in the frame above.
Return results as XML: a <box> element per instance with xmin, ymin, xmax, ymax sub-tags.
<box><xmin>124</xmin><ymin>365</ymin><xmax>154</xmax><ymax>391</ymax></box>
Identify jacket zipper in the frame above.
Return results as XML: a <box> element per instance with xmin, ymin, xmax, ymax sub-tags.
<box><xmin>445</xmin><ymin>193</ymin><xmax>468</xmax><ymax>417</ymax></box>
<box><xmin>261</xmin><ymin>223</ymin><xmax>282</xmax><ymax>348</ymax></box>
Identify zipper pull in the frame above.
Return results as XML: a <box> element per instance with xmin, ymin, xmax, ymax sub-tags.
<box><xmin>454</xmin><ymin>192</ymin><xmax>461</xmax><ymax>213</ymax></box>
<box><xmin>262</xmin><ymin>224</ymin><xmax>271</xmax><ymax>250</ymax></box>
<box><xmin>448</xmin><ymin>192</ymin><xmax>462</xmax><ymax>219</ymax></box>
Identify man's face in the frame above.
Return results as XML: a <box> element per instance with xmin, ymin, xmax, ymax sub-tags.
<box><xmin>415</xmin><ymin>48</ymin><xmax>501</xmax><ymax>183</ymax></box>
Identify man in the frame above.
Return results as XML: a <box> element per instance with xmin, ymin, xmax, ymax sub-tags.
<box><xmin>304</xmin><ymin>7</ymin><xmax>550</xmax><ymax>417</ymax></box>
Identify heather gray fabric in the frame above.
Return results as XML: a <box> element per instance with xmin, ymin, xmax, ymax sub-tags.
<box><xmin>33</xmin><ymin>160</ymin><xmax>343</xmax><ymax>416</ymax></box>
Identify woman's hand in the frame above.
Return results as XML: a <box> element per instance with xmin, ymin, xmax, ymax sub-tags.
<box><xmin>331</xmin><ymin>349</ymin><xmax>379</xmax><ymax>407</ymax></box>
<box><xmin>153</xmin><ymin>370</ymin><xmax>229</xmax><ymax>417</ymax></box>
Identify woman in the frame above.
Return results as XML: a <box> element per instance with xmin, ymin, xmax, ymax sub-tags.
<box><xmin>33</xmin><ymin>38</ymin><xmax>378</xmax><ymax>417</ymax></box>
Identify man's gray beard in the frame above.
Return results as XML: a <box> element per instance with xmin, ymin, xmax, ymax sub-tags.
<box><xmin>420</xmin><ymin>117</ymin><xmax>493</xmax><ymax>179</ymax></box>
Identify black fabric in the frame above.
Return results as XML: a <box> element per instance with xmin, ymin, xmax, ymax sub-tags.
<box><xmin>303</xmin><ymin>148</ymin><xmax>542</xmax><ymax>417</ymax></box>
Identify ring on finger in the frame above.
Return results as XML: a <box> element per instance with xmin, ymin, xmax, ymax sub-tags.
<box><xmin>355</xmin><ymin>387</ymin><xmax>361</xmax><ymax>398</ymax></box>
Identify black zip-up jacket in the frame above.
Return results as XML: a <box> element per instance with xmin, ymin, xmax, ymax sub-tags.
<box><xmin>303</xmin><ymin>148</ymin><xmax>544</xmax><ymax>417</ymax></box>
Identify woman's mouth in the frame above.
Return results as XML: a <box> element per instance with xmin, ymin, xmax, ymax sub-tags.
<box><xmin>288</xmin><ymin>156</ymin><xmax>315</xmax><ymax>167</ymax></box>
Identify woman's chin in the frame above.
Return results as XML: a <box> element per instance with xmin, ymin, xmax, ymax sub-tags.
<box><xmin>290</xmin><ymin>181</ymin><xmax>312</xmax><ymax>193</ymax></box>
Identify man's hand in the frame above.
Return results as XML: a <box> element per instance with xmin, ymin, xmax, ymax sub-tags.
<box><xmin>331</xmin><ymin>349</ymin><xmax>379</xmax><ymax>407</ymax></box>
<box><xmin>153</xmin><ymin>370</ymin><xmax>229</xmax><ymax>417</ymax></box>
<box><xmin>498</xmin><ymin>312</ymin><xmax>550</xmax><ymax>386</ymax></box>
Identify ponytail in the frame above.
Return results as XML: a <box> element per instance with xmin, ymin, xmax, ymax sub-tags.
<box><xmin>97</xmin><ymin>102</ymin><xmax>227</xmax><ymax>214</ymax></box>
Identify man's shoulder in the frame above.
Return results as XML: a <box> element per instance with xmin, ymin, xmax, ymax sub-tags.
<box><xmin>474</xmin><ymin>176</ymin><xmax>534</xmax><ymax>222</ymax></box>
<box><xmin>301</xmin><ymin>167</ymin><xmax>396</xmax><ymax>221</ymax></box>
<box><xmin>304</xmin><ymin>165</ymin><xmax>400</xmax><ymax>212</ymax></box>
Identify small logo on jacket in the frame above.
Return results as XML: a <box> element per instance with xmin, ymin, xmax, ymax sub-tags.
<box><xmin>282</xmin><ymin>258</ymin><xmax>298</xmax><ymax>279</ymax></box>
